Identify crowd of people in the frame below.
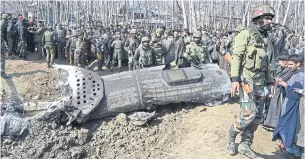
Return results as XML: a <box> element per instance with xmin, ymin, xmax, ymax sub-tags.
<box><xmin>0</xmin><ymin>3</ymin><xmax>304</xmax><ymax>159</ymax></box>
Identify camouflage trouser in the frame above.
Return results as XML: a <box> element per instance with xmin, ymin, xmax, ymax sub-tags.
<box><xmin>69</xmin><ymin>49</ymin><xmax>75</xmax><ymax>65</ymax></box>
<box><xmin>74</xmin><ymin>49</ymin><xmax>82</xmax><ymax>66</ymax></box>
<box><xmin>44</xmin><ymin>45</ymin><xmax>55</xmax><ymax>65</ymax></box>
<box><xmin>57</xmin><ymin>42</ymin><xmax>65</xmax><ymax>60</ymax></box>
<box><xmin>106</xmin><ymin>52</ymin><xmax>113</xmax><ymax>68</ymax></box>
<box><xmin>128</xmin><ymin>52</ymin><xmax>135</xmax><ymax>71</ymax></box>
<box><xmin>112</xmin><ymin>51</ymin><xmax>122</xmax><ymax>68</ymax></box>
<box><xmin>96</xmin><ymin>53</ymin><xmax>104</xmax><ymax>71</ymax></box>
<box><xmin>7</xmin><ymin>37</ymin><xmax>17</xmax><ymax>56</ymax></box>
<box><xmin>233</xmin><ymin>81</ymin><xmax>267</xmax><ymax>143</ymax></box>
<box><xmin>1</xmin><ymin>56</ymin><xmax>5</xmax><ymax>74</ymax></box>
<box><xmin>17</xmin><ymin>40</ymin><xmax>27</xmax><ymax>57</ymax></box>
<box><xmin>34</xmin><ymin>41</ymin><xmax>43</xmax><ymax>56</ymax></box>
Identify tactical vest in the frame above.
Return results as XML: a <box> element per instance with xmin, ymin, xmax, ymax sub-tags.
<box><xmin>151</xmin><ymin>42</ymin><xmax>163</xmax><ymax>64</ymax></box>
<box><xmin>70</xmin><ymin>37</ymin><xmax>77</xmax><ymax>50</ymax></box>
<box><xmin>139</xmin><ymin>47</ymin><xmax>154</xmax><ymax>66</ymax></box>
<box><xmin>76</xmin><ymin>39</ymin><xmax>85</xmax><ymax>50</ymax></box>
<box><xmin>242</xmin><ymin>30</ymin><xmax>268</xmax><ymax>72</ymax></box>
<box><xmin>57</xmin><ymin>29</ymin><xmax>65</xmax><ymax>40</ymax></box>
<box><xmin>7</xmin><ymin>23</ymin><xmax>17</xmax><ymax>37</ymax></box>
<box><xmin>113</xmin><ymin>40</ymin><xmax>123</xmax><ymax>50</ymax></box>
<box><xmin>128</xmin><ymin>38</ymin><xmax>139</xmax><ymax>52</ymax></box>
<box><xmin>44</xmin><ymin>31</ymin><xmax>55</xmax><ymax>45</ymax></box>
<box><xmin>188</xmin><ymin>42</ymin><xmax>206</xmax><ymax>63</ymax></box>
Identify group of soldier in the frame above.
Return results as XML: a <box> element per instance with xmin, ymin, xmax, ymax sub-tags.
<box><xmin>1</xmin><ymin>4</ymin><xmax>305</xmax><ymax>159</ymax></box>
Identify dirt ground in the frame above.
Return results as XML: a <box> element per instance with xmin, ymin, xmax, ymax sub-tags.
<box><xmin>0</xmin><ymin>55</ymin><xmax>284</xmax><ymax>159</ymax></box>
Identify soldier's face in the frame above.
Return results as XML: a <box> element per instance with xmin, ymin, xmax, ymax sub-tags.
<box><xmin>142</xmin><ymin>41</ymin><xmax>149</xmax><ymax>47</ymax></box>
<box><xmin>287</xmin><ymin>61</ymin><xmax>300</xmax><ymax>72</ymax></box>
<box><xmin>263</xmin><ymin>17</ymin><xmax>273</xmax><ymax>25</ymax></box>
<box><xmin>194</xmin><ymin>37</ymin><xmax>201</xmax><ymax>43</ymax></box>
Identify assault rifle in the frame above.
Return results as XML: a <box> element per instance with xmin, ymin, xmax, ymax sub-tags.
<box><xmin>225</xmin><ymin>53</ymin><xmax>256</xmax><ymax>103</ymax></box>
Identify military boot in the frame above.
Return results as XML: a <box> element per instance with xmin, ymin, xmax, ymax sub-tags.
<box><xmin>227</xmin><ymin>125</ymin><xmax>239</xmax><ymax>155</ymax></box>
<box><xmin>238</xmin><ymin>131</ymin><xmax>263</xmax><ymax>159</ymax></box>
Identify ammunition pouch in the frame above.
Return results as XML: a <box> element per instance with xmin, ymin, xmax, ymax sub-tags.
<box><xmin>243</xmin><ymin>46</ymin><xmax>267</xmax><ymax>72</ymax></box>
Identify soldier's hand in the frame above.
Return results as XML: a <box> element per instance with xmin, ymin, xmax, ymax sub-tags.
<box><xmin>230</xmin><ymin>82</ymin><xmax>240</xmax><ymax>97</ymax></box>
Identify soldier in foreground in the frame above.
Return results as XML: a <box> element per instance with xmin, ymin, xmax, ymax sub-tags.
<box><xmin>227</xmin><ymin>5</ymin><xmax>275</xmax><ymax>159</ymax></box>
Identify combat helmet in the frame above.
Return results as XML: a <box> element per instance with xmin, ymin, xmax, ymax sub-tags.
<box><xmin>193</xmin><ymin>31</ymin><xmax>202</xmax><ymax>38</ymax></box>
<box><xmin>141</xmin><ymin>37</ymin><xmax>150</xmax><ymax>43</ymax></box>
<box><xmin>1</xmin><ymin>14</ymin><xmax>8</xmax><ymax>19</ymax></box>
<box><xmin>130</xmin><ymin>29</ymin><xmax>137</xmax><ymax>34</ymax></box>
<box><xmin>156</xmin><ymin>28</ymin><xmax>164</xmax><ymax>34</ymax></box>
<box><xmin>251</xmin><ymin>5</ymin><xmax>275</xmax><ymax>20</ymax></box>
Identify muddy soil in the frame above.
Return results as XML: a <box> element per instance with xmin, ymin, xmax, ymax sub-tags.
<box><xmin>0</xmin><ymin>56</ymin><xmax>283</xmax><ymax>159</ymax></box>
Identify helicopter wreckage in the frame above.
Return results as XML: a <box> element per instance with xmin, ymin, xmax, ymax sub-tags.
<box><xmin>1</xmin><ymin>64</ymin><xmax>231</xmax><ymax>135</ymax></box>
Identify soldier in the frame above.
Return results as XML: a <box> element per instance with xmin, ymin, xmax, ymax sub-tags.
<box><xmin>42</xmin><ymin>25</ymin><xmax>57</xmax><ymax>68</ymax></box>
<box><xmin>66</xmin><ymin>30</ymin><xmax>79</xmax><ymax>65</ymax></box>
<box><xmin>1</xmin><ymin>14</ymin><xmax>9</xmax><ymax>44</ymax></box>
<box><xmin>173</xmin><ymin>29</ymin><xmax>186</xmax><ymax>67</ymax></box>
<box><xmin>1</xmin><ymin>39</ymin><xmax>8</xmax><ymax>78</ymax></box>
<box><xmin>110</xmin><ymin>31</ymin><xmax>124</xmax><ymax>72</ymax></box>
<box><xmin>156</xmin><ymin>28</ymin><xmax>164</xmax><ymax>39</ymax></box>
<box><xmin>56</xmin><ymin>24</ymin><xmax>66</xmax><ymax>60</ymax></box>
<box><xmin>182</xmin><ymin>31</ymin><xmax>208</xmax><ymax>67</ymax></box>
<box><xmin>227</xmin><ymin>5</ymin><xmax>275</xmax><ymax>159</ymax></box>
<box><xmin>162</xmin><ymin>30</ymin><xmax>176</xmax><ymax>69</ymax></box>
<box><xmin>6</xmin><ymin>18</ymin><xmax>18</xmax><ymax>58</ymax></box>
<box><xmin>133</xmin><ymin>37</ymin><xmax>157</xmax><ymax>69</ymax></box>
<box><xmin>95</xmin><ymin>36</ymin><xmax>105</xmax><ymax>71</ymax></box>
<box><xmin>125</xmin><ymin>28</ymin><xmax>140</xmax><ymax>71</ymax></box>
<box><xmin>28</xmin><ymin>22</ymin><xmax>45</xmax><ymax>59</ymax></box>
<box><xmin>150</xmin><ymin>33</ymin><xmax>166</xmax><ymax>65</ymax></box>
<box><xmin>16</xmin><ymin>19</ymin><xmax>28</xmax><ymax>59</ymax></box>
<box><xmin>75</xmin><ymin>31</ymin><xmax>86</xmax><ymax>67</ymax></box>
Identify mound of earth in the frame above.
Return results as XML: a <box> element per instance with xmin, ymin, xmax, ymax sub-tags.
<box><xmin>0</xmin><ymin>56</ymin><xmax>283</xmax><ymax>159</ymax></box>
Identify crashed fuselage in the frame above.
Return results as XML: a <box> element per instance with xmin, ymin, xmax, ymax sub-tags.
<box><xmin>55</xmin><ymin>64</ymin><xmax>231</xmax><ymax>124</ymax></box>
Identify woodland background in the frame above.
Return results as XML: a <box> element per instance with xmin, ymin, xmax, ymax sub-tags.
<box><xmin>1</xmin><ymin>0</ymin><xmax>304</xmax><ymax>32</ymax></box>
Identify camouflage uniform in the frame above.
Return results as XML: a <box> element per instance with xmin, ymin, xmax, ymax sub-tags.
<box><xmin>42</xmin><ymin>26</ymin><xmax>56</xmax><ymax>68</ymax></box>
<box><xmin>133</xmin><ymin>37</ymin><xmax>157</xmax><ymax>69</ymax></box>
<box><xmin>124</xmin><ymin>29</ymin><xmax>140</xmax><ymax>71</ymax></box>
<box><xmin>150</xmin><ymin>33</ymin><xmax>166</xmax><ymax>65</ymax></box>
<box><xmin>75</xmin><ymin>32</ymin><xmax>86</xmax><ymax>67</ymax></box>
<box><xmin>1</xmin><ymin>14</ymin><xmax>8</xmax><ymax>44</ymax></box>
<box><xmin>182</xmin><ymin>31</ymin><xmax>208</xmax><ymax>67</ymax></box>
<box><xmin>56</xmin><ymin>24</ymin><xmax>66</xmax><ymax>60</ymax></box>
<box><xmin>6</xmin><ymin>18</ymin><xmax>18</xmax><ymax>57</ymax></box>
<box><xmin>95</xmin><ymin>37</ymin><xmax>105</xmax><ymax>71</ymax></box>
<box><xmin>16</xmin><ymin>19</ymin><xmax>28</xmax><ymax>59</ymax></box>
<box><xmin>1</xmin><ymin>40</ymin><xmax>8</xmax><ymax>78</ymax></box>
<box><xmin>110</xmin><ymin>33</ymin><xmax>124</xmax><ymax>72</ymax></box>
<box><xmin>28</xmin><ymin>23</ymin><xmax>45</xmax><ymax>58</ymax></box>
<box><xmin>227</xmin><ymin>5</ymin><xmax>275</xmax><ymax>159</ymax></box>
<box><xmin>65</xmin><ymin>30</ymin><xmax>78</xmax><ymax>65</ymax></box>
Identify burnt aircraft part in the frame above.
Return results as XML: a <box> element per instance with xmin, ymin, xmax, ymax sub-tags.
<box><xmin>54</xmin><ymin>64</ymin><xmax>230</xmax><ymax>124</ymax></box>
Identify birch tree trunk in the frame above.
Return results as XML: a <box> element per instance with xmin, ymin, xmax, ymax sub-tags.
<box><xmin>181</xmin><ymin>0</ymin><xmax>187</xmax><ymax>29</ymax></box>
<box><xmin>282</xmin><ymin>0</ymin><xmax>291</xmax><ymax>26</ymax></box>
<box><xmin>242</xmin><ymin>0</ymin><xmax>250</xmax><ymax>27</ymax></box>
<box><xmin>275</xmin><ymin>0</ymin><xmax>282</xmax><ymax>23</ymax></box>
